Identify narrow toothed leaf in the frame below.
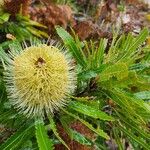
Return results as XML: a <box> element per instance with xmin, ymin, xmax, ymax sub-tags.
<box><xmin>62</xmin><ymin>109</ymin><xmax>110</xmax><ymax>140</ymax></box>
<box><xmin>35</xmin><ymin>120</ymin><xmax>54</xmax><ymax>150</ymax></box>
<box><xmin>69</xmin><ymin>101</ymin><xmax>114</xmax><ymax>121</ymax></box>
<box><xmin>0</xmin><ymin>123</ymin><xmax>34</xmax><ymax>150</ymax></box>
<box><xmin>48</xmin><ymin>115</ymin><xmax>70</xmax><ymax>150</ymax></box>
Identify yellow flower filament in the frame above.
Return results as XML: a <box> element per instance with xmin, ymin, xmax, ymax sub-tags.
<box><xmin>4</xmin><ymin>44</ymin><xmax>76</xmax><ymax>117</ymax></box>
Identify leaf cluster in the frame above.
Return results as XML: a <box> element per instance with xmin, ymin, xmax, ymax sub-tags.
<box><xmin>0</xmin><ymin>26</ymin><xmax>149</xmax><ymax>150</ymax></box>
<box><xmin>0</xmin><ymin>9</ymin><xmax>48</xmax><ymax>43</ymax></box>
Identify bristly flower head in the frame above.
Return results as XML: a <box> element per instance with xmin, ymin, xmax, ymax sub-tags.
<box><xmin>1</xmin><ymin>42</ymin><xmax>76</xmax><ymax>117</ymax></box>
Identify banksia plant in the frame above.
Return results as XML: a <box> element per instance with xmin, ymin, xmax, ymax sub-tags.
<box><xmin>0</xmin><ymin>42</ymin><xmax>76</xmax><ymax>117</ymax></box>
<box><xmin>0</xmin><ymin>27</ymin><xmax>150</xmax><ymax>150</ymax></box>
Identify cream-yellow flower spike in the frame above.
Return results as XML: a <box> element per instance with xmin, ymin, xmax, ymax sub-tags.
<box><xmin>2</xmin><ymin>44</ymin><xmax>76</xmax><ymax>117</ymax></box>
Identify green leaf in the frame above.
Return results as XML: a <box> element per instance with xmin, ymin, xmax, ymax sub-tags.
<box><xmin>59</xmin><ymin>115</ymin><xmax>74</xmax><ymax>139</ymax></box>
<box><xmin>48</xmin><ymin>115</ymin><xmax>70</xmax><ymax>150</ymax></box>
<box><xmin>0</xmin><ymin>13</ymin><xmax>10</xmax><ymax>23</ymax></box>
<box><xmin>129</xmin><ymin>62</ymin><xmax>150</xmax><ymax>71</ymax></box>
<box><xmin>0</xmin><ymin>122</ymin><xmax>34</xmax><ymax>150</ymax></box>
<box><xmin>127</xmin><ymin>28</ymin><xmax>148</xmax><ymax>52</ymax></box>
<box><xmin>60</xmin><ymin>116</ymin><xmax>92</xmax><ymax>146</ymax></box>
<box><xmin>69</xmin><ymin>101</ymin><xmax>114</xmax><ymax>121</ymax></box>
<box><xmin>78</xmin><ymin>70</ymin><xmax>97</xmax><ymax>80</ymax></box>
<box><xmin>71</xmin><ymin>129</ymin><xmax>92</xmax><ymax>146</ymax></box>
<box><xmin>16</xmin><ymin>14</ymin><xmax>47</xmax><ymax>28</ymax></box>
<box><xmin>99</xmin><ymin>62</ymin><xmax>128</xmax><ymax>82</ymax></box>
<box><xmin>56</xmin><ymin>26</ymin><xmax>87</xmax><ymax>67</ymax></box>
<box><xmin>118</xmin><ymin>125</ymin><xmax>150</xmax><ymax>150</ymax></box>
<box><xmin>0</xmin><ymin>110</ymin><xmax>16</xmax><ymax>123</ymax></box>
<box><xmin>62</xmin><ymin>108</ymin><xmax>110</xmax><ymax>140</ymax></box>
<box><xmin>35</xmin><ymin>120</ymin><xmax>54</xmax><ymax>150</ymax></box>
<box><xmin>78</xmin><ymin>64</ymin><xmax>107</xmax><ymax>81</ymax></box>
<box><xmin>0</xmin><ymin>40</ymin><xmax>18</xmax><ymax>49</ymax></box>
<box><xmin>134</xmin><ymin>91</ymin><xmax>150</xmax><ymax>100</ymax></box>
<box><xmin>115</xmin><ymin>111</ymin><xmax>150</xmax><ymax>140</ymax></box>
<box><xmin>113</xmin><ymin>127</ymin><xmax>124</xmax><ymax>150</ymax></box>
<box><xmin>119</xmin><ymin>28</ymin><xmax>149</xmax><ymax>61</ymax></box>
<box><xmin>96</xmin><ymin>38</ymin><xmax>108</xmax><ymax>65</ymax></box>
<box><xmin>27</xmin><ymin>27</ymin><xmax>49</xmax><ymax>38</ymax></box>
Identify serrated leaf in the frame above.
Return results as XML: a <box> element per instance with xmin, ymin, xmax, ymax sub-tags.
<box><xmin>129</xmin><ymin>62</ymin><xmax>150</xmax><ymax>71</ymax></box>
<box><xmin>35</xmin><ymin>120</ymin><xmax>54</xmax><ymax>150</ymax></box>
<box><xmin>56</xmin><ymin>26</ymin><xmax>87</xmax><ymax>67</ymax></box>
<box><xmin>118</xmin><ymin>125</ymin><xmax>150</xmax><ymax>150</ymax></box>
<box><xmin>77</xmin><ymin>116</ymin><xmax>110</xmax><ymax>140</ymax></box>
<box><xmin>126</xmin><ymin>28</ymin><xmax>148</xmax><ymax>53</ymax></box>
<box><xmin>113</xmin><ymin>127</ymin><xmax>124</xmax><ymax>150</ymax></box>
<box><xmin>134</xmin><ymin>91</ymin><xmax>150</xmax><ymax>100</ymax></box>
<box><xmin>48</xmin><ymin>115</ymin><xmax>70</xmax><ymax>150</ymax></box>
<box><xmin>71</xmin><ymin>129</ymin><xmax>92</xmax><ymax>146</ymax></box>
<box><xmin>119</xmin><ymin>28</ymin><xmax>149</xmax><ymax>61</ymax></box>
<box><xmin>0</xmin><ymin>123</ymin><xmax>34</xmax><ymax>150</ymax></box>
<box><xmin>16</xmin><ymin>14</ymin><xmax>47</xmax><ymax>29</ymax></box>
<box><xmin>99</xmin><ymin>62</ymin><xmax>128</xmax><ymax>82</ymax></box>
<box><xmin>27</xmin><ymin>27</ymin><xmax>49</xmax><ymax>38</ymax></box>
<box><xmin>78</xmin><ymin>70</ymin><xmax>97</xmax><ymax>80</ymax></box>
<box><xmin>69</xmin><ymin>101</ymin><xmax>114</xmax><ymax>121</ymax></box>
<box><xmin>62</xmin><ymin>108</ymin><xmax>110</xmax><ymax>140</ymax></box>
<box><xmin>0</xmin><ymin>40</ymin><xmax>17</xmax><ymax>49</ymax></box>
<box><xmin>96</xmin><ymin>38</ymin><xmax>108</xmax><ymax>65</ymax></box>
<box><xmin>115</xmin><ymin>110</ymin><xmax>150</xmax><ymax>140</ymax></box>
<box><xmin>35</xmin><ymin>120</ymin><xmax>53</xmax><ymax>149</ymax></box>
<box><xmin>24</xmin><ymin>19</ymin><xmax>47</xmax><ymax>29</ymax></box>
<box><xmin>60</xmin><ymin>116</ymin><xmax>92</xmax><ymax>146</ymax></box>
<box><xmin>0</xmin><ymin>110</ymin><xmax>16</xmax><ymax>123</ymax></box>
<box><xmin>0</xmin><ymin>13</ymin><xmax>10</xmax><ymax>23</ymax></box>
<box><xmin>60</xmin><ymin>115</ymin><xmax>74</xmax><ymax>139</ymax></box>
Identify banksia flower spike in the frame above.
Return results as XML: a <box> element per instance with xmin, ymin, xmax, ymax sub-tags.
<box><xmin>0</xmin><ymin>42</ymin><xmax>76</xmax><ymax>117</ymax></box>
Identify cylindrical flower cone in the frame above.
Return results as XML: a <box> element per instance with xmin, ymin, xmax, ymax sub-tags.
<box><xmin>0</xmin><ymin>43</ymin><xmax>76</xmax><ymax>118</ymax></box>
